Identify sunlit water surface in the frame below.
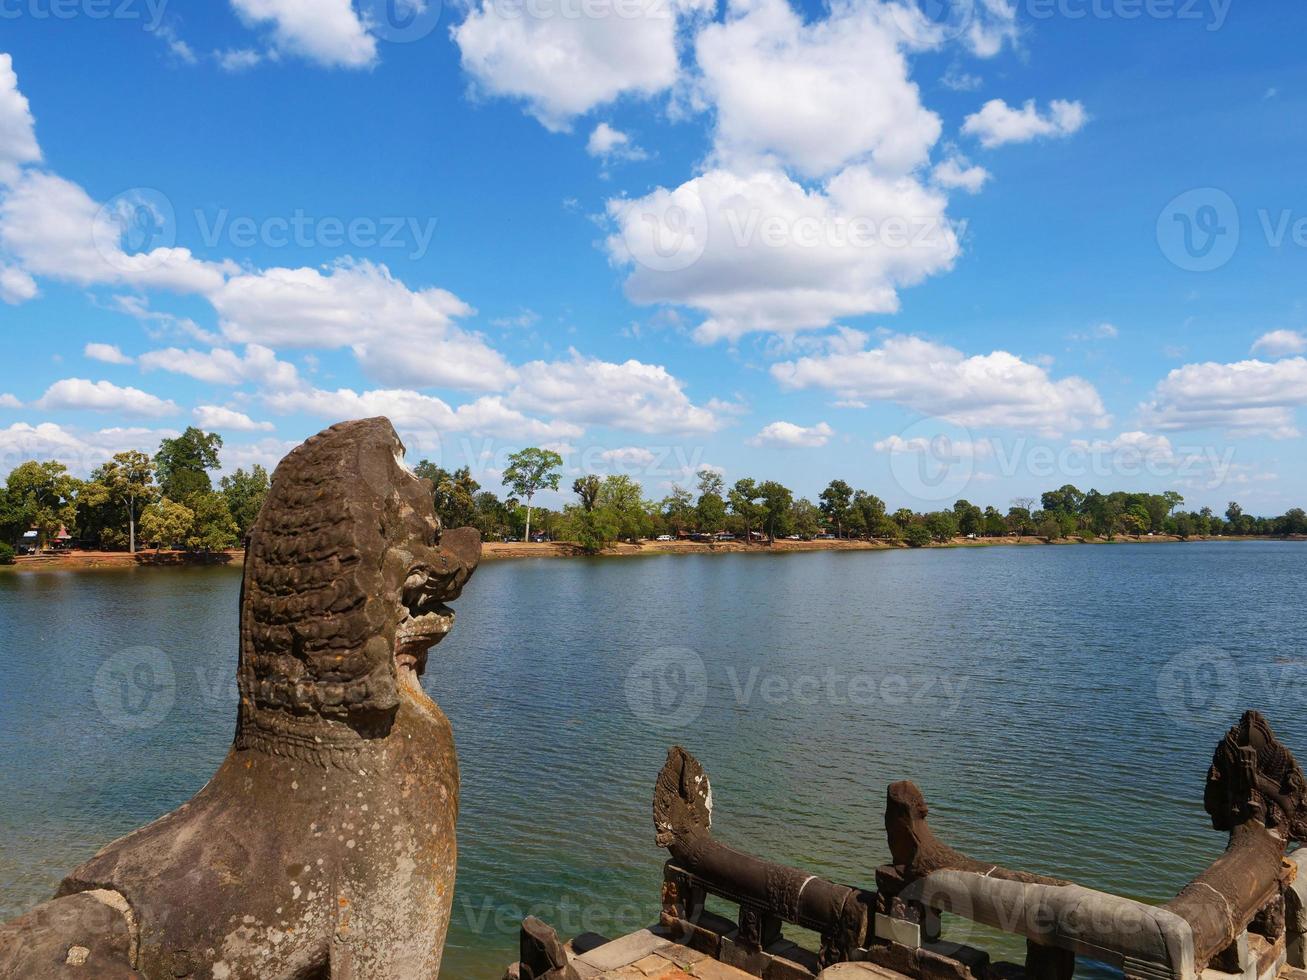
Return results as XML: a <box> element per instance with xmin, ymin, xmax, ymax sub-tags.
<box><xmin>1</xmin><ymin>542</ymin><xmax>1304</xmax><ymax>978</ymax></box>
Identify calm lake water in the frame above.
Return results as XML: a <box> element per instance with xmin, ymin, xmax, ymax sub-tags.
<box><xmin>2</xmin><ymin>541</ymin><xmax>1305</xmax><ymax>978</ymax></box>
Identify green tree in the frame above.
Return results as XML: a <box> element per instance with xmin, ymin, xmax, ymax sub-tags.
<box><xmin>597</xmin><ymin>475</ymin><xmax>650</xmax><ymax>542</ymax></box>
<box><xmin>572</xmin><ymin>475</ymin><xmax>602</xmax><ymax>512</ymax></box>
<box><xmin>789</xmin><ymin>498</ymin><xmax>822</xmax><ymax>539</ymax></box>
<box><xmin>6</xmin><ymin>460</ymin><xmax>79</xmax><ymax>547</ymax></box>
<box><xmin>502</xmin><ymin>448</ymin><xmax>563</xmax><ymax>542</ymax></box>
<box><xmin>923</xmin><ymin>510</ymin><xmax>958</xmax><ymax>543</ymax></box>
<box><xmin>661</xmin><ymin>486</ymin><xmax>695</xmax><ymax>535</ymax></box>
<box><xmin>155</xmin><ymin>428</ymin><xmax>223</xmax><ymax>503</ymax></box>
<box><xmin>757</xmin><ymin>480</ymin><xmax>794</xmax><ymax>542</ymax></box>
<box><xmin>728</xmin><ymin>478</ymin><xmax>763</xmax><ymax>541</ymax></box>
<box><xmin>696</xmin><ymin>469</ymin><xmax>727</xmax><ymax>533</ymax></box>
<box><xmin>904</xmin><ymin>524</ymin><xmax>932</xmax><ymax>548</ymax></box>
<box><xmin>220</xmin><ymin>465</ymin><xmax>270</xmax><ymax>540</ymax></box>
<box><xmin>186</xmin><ymin>492</ymin><xmax>239</xmax><ymax>552</ymax></box>
<box><xmin>0</xmin><ymin>486</ymin><xmax>34</xmax><ymax>547</ymax></box>
<box><xmin>851</xmin><ymin>490</ymin><xmax>887</xmax><ymax>539</ymax></box>
<box><xmin>140</xmin><ymin>498</ymin><xmax>195</xmax><ymax>550</ymax></box>
<box><xmin>94</xmin><ymin>450</ymin><xmax>157</xmax><ymax>553</ymax></box>
<box><xmin>953</xmin><ymin>498</ymin><xmax>984</xmax><ymax>537</ymax></box>
<box><xmin>819</xmin><ymin>479</ymin><xmax>853</xmax><ymax>538</ymax></box>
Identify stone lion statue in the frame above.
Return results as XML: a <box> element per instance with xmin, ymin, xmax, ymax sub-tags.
<box><xmin>0</xmin><ymin>418</ymin><xmax>481</xmax><ymax>979</ymax></box>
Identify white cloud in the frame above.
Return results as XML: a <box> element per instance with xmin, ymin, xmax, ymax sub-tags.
<box><xmin>211</xmin><ymin>260</ymin><xmax>514</xmax><ymax>391</ymax></box>
<box><xmin>84</xmin><ymin>342</ymin><xmax>134</xmax><ymax>365</ymax></box>
<box><xmin>507</xmin><ymin>353</ymin><xmax>724</xmax><ymax>433</ymax></box>
<box><xmin>1068</xmin><ymin>322</ymin><xmax>1119</xmax><ymax>342</ymax></box>
<box><xmin>0</xmin><ymin>172</ymin><xmax>230</xmax><ymax>294</ymax></box>
<box><xmin>1140</xmin><ymin>356</ymin><xmax>1307</xmax><ymax>438</ymax></box>
<box><xmin>193</xmin><ymin>405</ymin><xmax>275</xmax><ymax>432</ymax></box>
<box><xmin>0</xmin><ymin>422</ymin><xmax>179</xmax><ymax>476</ymax></box>
<box><xmin>0</xmin><ymin>393</ymin><xmax>19</xmax><ymax>408</ymax></box>
<box><xmin>0</xmin><ymin>54</ymin><xmax>41</xmax><ymax>187</ymax></box>
<box><xmin>265</xmin><ymin>385</ymin><xmax>582</xmax><ymax>445</ymax></box>
<box><xmin>931</xmin><ymin>154</ymin><xmax>990</xmax><ymax>194</ymax></box>
<box><xmin>587</xmin><ymin>123</ymin><xmax>647</xmax><ymax>163</ymax></box>
<box><xmin>451</xmin><ymin>0</ymin><xmax>707</xmax><ymax>131</ymax></box>
<box><xmin>34</xmin><ymin>378</ymin><xmax>179</xmax><ymax>418</ymax></box>
<box><xmin>773</xmin><ymin>334</ymin><xmax>1110</xmax><ymax>434</ymax></box>
<box><xmin>1252</xmin><ymin>329</ymin><xmax>1307</xmax><ymax>358</ymax></box>
<box><xmin>608</xmin><ymin>166</ymin><xmax>959</xmax><ymax>343</ymax></box>
<box><xmin>747</xmin><ymin>420</ymin><xmax>834</xmax><ymax>448</ymax></box>
<box><xmin>874</xmin><ymin>433</ymin><xmax>992</xmax><ymax>457</ymax></box>
<box><xmin>963</xmin><ymin>98</ymin><xmax>1087</xmax><ymax>148</ymax></box>
<box><xmin>228</xmin><ymin>0</ymin><xmax>376</xmax><ymax>68</ymax></box>
<box><xmin>0</xmin><ymin>263</ymin><xmax>36</xmax><ymax>304</ymax></box>
<box><xmin>940</xmin><ymin>67</ymin><xmax>983</xmax><ymax>92</ymax></box>
<box><xmin>216</xmin><ymin>48</ymin><xmax>265</xmax><ymax>72</ymax></box>
<box><xmin>694</xmin><ymin>0</ymin><xmax>941</xmax><ymax>179</ymax></box>
<box><xmin>139</xmin><ymin>343</ymin><xmax>300</xmax><ymax>389</ymax></box>
<box><xmin>597</xmin><ymin>446</ymin><xmax>657</xmax><ymax>468</ymax></box>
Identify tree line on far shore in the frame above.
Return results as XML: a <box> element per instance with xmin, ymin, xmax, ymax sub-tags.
<box><xmin>3</xmin><ymin>437</ymin><xmax>1305</xmax><ymax>563</ymax></box>
<box><xmin>426</xmin><ymin>447</ymin><xmax>1307</xmax><ymax>553</ymax></box>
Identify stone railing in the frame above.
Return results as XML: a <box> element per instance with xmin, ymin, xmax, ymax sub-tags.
<box><xmin>509</xmin><ymin>711</ymin><xmax>1307</xmax><ymax>980</ymax></box>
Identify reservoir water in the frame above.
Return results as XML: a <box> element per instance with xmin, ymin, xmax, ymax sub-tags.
<box><xmin>1</xmin><ymin>541</ymin><xmax>1304</xmax><ymax>977</ymax></box>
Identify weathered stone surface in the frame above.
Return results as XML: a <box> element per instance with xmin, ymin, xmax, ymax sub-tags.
<box><xmin>0</xmin><ymin>418</ymin><xmax>480</xmax><ymax>979</ymax></box>
<box><xmin>653</xmin><ymin>747</ymin><xmax>870</xmax><ymax>968</ymax></box>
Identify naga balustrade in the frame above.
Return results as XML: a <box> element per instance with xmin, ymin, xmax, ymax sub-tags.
<box><xmin>509</xmin><ymin>711</ymin><xmax>1307</xmax><ymax>980</ymax></box>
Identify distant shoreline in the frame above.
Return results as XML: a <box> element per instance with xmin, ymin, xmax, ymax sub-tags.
<box><xmin>3</xmin><ymin>533</ymin><xmax>1299</xmax><ymax>572</ymax></box>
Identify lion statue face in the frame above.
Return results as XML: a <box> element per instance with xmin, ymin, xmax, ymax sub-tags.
<box><xmin>235</xmin><ymin>417</ymin><xmax>480</xmax><ymax>758</ymax></box>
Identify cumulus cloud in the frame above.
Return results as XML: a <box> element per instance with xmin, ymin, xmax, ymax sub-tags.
<box><xmin>1252</xmin><ymin>329</ymin><xmax>1307</xmax><ymax>358</ymax></box>
<box><xmin>0</xmin><ymin>422</ymin><xmax>179</xmax><ymax>476</ymax></box>
<box><xmin>0</xmin><ymin>54</ymin><xmax>40</xmax><ymax>187</ymax></box>
<box><xmin>587</xmin><ymin>123</ymin><xmax>648</xmax><ymax>164</ymax></box>
<box><xmin>228</xmin><ymin>0</ymin><xmax>376</xmax><ymax>68</ymax></box>
<box><xmin>773</xmin><ymin>334</ymin><xmax>1110</xmax><ymax>434</ymax></box>
<box><xmin>963</xmin><ymin>98</ymin><xmax>1087</xmax><ymax>148</ymax></box>
<box><xmin>451</xmin><ymin>0</ymin><xmax>708</xmax><ymax>131</ymax></box>
<box><xmin>1068</xmin><ymin>322</ymin><xmax>1119</xmax><ymax>342</ymax></box>
<box><xmin>931</xmin><ymin>154</ymin><xmax>990</xmax><ymax>194</ymax></box>
<box><xmin>265</xmin><ymin>385</ymin><xmax>582</xmax><ymax>446</ymax></box>
<box><xmin>608</xmin><ymin>166</ymin><xmax>959</xmax><ymax>343</ymax></box>
<box><xmin>0</xmin><ymin>173</ymin><xmax>230</xmax><ymax>295</ymax></box>
<box><xmin>193</xmin><ymin>405</ymin><xmax>275</xmax><ymax>432</ymax></box>
<box><xmin>34</xmin><ymin>378</ymin><xmax>179</xmax><ymax>418</ymax></box>
<box><xmin>507</xmin><ymin>353</ymin><xmax>724</xmax><ymax>433</ymax></box>
<box><xmin>874</xmin><ymin>432</ymin><xmax>992</xmax><ymax>457</ymax></box>
<box><xmin>139</xmin><ymin>344</ymin><xmax>300</xmax><ymax>389</ymax></box>
<box><xmin>1140</xmin><ymin>356</ymin><xmax>1307</xmax><ymax>438</ymax></box>
<box><xmin>211</xmin><ymin>260</ymin><xmax>513</xmax><ymax>391</ymax></box>
<box><xmin>747</xmin><ymin>420</ymin><xmax>834</xmax><ymax>448</ymax></box>
<box><xmin>693</xmin><ymin>0</ymin><xmax>941</xmax><ymax>179</ymax></box>
<box><xmin>84</xmin><ymin>343</ymin><xmax>134</xmax><ymax>365</ymax></box>
<box><xmin>0</xmin><ymin>393</ymin><xmax>20</xmax><ymax>408</ymax></box>
<box><xmin>0</xmin><ymin>263</ymin><xmax>36</xmax><ymax>304</ymax></box>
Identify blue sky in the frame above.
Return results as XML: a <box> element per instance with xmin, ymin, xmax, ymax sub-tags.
<box><xmin>1</xmin><ymin>0</ymin><xmax>1304</xmax><ymax>514</ymax></box>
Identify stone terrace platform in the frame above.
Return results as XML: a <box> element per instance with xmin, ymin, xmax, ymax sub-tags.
<box><xmin>553</xmin><ymin>927</ymin><xmax>913</xmax><ymax>980</ymax></box>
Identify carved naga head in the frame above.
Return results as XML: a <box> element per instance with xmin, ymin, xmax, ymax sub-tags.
<box><xmin>235</xmin><ymin>418</ymin><xmax>480</xmax><ymax>760</ymax></box>
<box><xmin>1205</xmin><ymin>710</ymin><xmax>1307</xmax><ymax>841</ymax></box>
